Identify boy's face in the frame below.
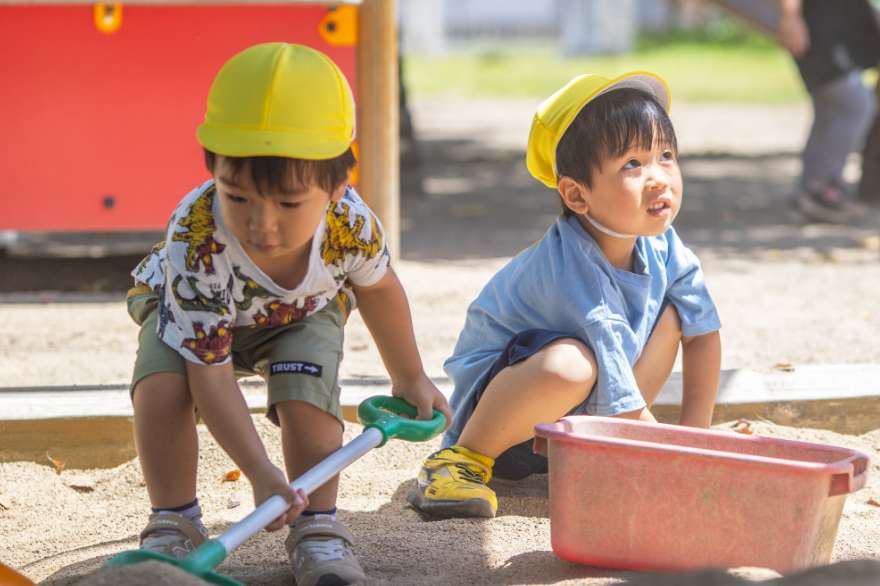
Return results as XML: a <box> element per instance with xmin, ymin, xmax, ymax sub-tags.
<box><xmin>213</xmin><ymin>156</ymin><xmax>345</xmax><ymax>265</ymax></box>
<box><xmin>574</xmin><ymin>141</ymin><xmax>682</xmax><ymax>238</ymax></box>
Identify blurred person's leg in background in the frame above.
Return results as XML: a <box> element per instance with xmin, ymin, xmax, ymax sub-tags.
<box><xmin>800</xmin><ymin>71</ymin><xmax>875</xmax><ymax>220</ymax></box>
<box><xmin>399</xmin><ymin>53</ymin><xmax>420</xmax><ymax>167</ymax></box>
<box><xmin>858</xmin><ymin>7</ymin><xmax>880</xmax><ymax>207</ymax></box>
<box><xmin>778</xmin><ymin>0</ymin><xmax>880</xmax><ymax>222</ymax></box>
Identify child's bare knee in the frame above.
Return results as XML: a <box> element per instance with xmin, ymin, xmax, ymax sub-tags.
<box><xmin>133</xmin><ymin>373</ymin><xmax>192</xmax><ymax>412</ymax></box>
<box><xmin>536</xmin><ymin>339</ymin><xmax>597</xmax><ymax>388</ymax></box>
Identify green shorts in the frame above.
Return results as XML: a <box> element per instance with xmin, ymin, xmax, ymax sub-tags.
<box><xmin>127</xmin><ymin>287</ymin><xmax>350</xmax><ymax>425</ymax></box>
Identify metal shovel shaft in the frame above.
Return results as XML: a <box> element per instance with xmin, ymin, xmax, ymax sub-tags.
<box><xmin>215</xmin><ymin>427</ymin><xmax>385</xmax><ymax>553</ymax></box>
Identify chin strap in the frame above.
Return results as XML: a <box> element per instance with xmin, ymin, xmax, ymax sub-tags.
<box><xmin>583</xmin><ymin>213</ymin><xmax>638</xmax><ymax>239</ymax></box>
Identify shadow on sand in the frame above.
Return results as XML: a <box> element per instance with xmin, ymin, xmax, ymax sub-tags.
<box><xmin>3</xmin><ymin>139</ymin><xmax>877</xmax><ymax>294</ymax></box>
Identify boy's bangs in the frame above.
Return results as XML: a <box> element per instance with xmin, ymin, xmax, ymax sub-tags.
<box><xmin>598</xmin><ymin>93</ymin><xmax>678</xmax><ymax>160</ymax></box>
<box><xmin>204</xmin><ymin>148</ymin><xmax>356</xmax><ymax>196</ymax></box>
<box><xmin>225</xmin><ymin>157</ymin><xmax>323</xmax><ymax>196</ymax></box>
<box><xmin>244</xmin><ymin>157</ymin><xmax>314</xmax><ymax>196</ymax></box>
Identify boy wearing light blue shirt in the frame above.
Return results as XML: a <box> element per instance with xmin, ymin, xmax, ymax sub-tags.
<box><xmin>409</xmin><ymin>72</ymin><xmax>722</xmax><ymax>518</ymax></box>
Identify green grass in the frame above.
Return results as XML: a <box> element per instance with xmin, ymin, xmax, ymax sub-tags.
<box><xmin>405</xmin><ymin>23</ymin><xmax>808</xmax><ymax>104</ymax></box>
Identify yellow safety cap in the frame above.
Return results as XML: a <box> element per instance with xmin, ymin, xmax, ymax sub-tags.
<box><xmin>197</xmin><ymin>43</ymin><xmax>355</xmax><ymax>160</ymax></box>
<box><xmin>526</xmin><ymin>71</ymin><xmax>671</xmax><ymax>189</ymax></box>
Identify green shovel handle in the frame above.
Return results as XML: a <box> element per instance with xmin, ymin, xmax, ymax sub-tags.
<box><xmin>357</xmin><ymin>395</ymin><xmax>446</xmax><ymax>446</ymax></box>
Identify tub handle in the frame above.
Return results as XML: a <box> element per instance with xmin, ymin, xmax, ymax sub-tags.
<box><xmin>829</xmin><ymin>453</ymin><xmax>870</xmax><ymax>496</ymax></box>
<box><xmin>532</xmin><ymin>436</ymin><xmax>548</xmax><ymax>457</ymax></box>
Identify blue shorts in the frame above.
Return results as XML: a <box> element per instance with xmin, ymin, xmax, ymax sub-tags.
<box><xmin>464</xmin><ymin>306</ymin><xmax>676</xmax><ymax>480</ymax></box>
<box><xmin>473</xmin><ymin>329</ymin><xmax>585</xmax><ymax>481</ymax></box>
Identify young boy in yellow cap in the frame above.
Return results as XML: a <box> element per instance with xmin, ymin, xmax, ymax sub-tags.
<box><xmin>126</xmin><ymin>43</ymin><xmax>450</xmax><ymax>585</ymax></box>
<box><xmin>409</xmin><ymin>72</ymin><xmax>721</xmax><ymax>519</ymax></box>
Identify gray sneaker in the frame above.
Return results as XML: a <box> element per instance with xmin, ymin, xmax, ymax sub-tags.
<box><xmin>797</xmin><ymin>184</ymin><xmax>862</xmax><ymax>224</ymax></box>
<box><xmin>138</xmin><ymin>511</ymin><xmax>209</xmax><ymax>560</ymax></box>
<box><xmin>285</xmin><ymin>517</ymin><xmax>366</xmax><ymax>586</ymax></box>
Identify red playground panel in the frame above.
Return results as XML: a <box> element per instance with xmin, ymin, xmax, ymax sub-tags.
<box><xmin>0</xmin><ymin>4</ymin><xmax>357</xmax><ymax>232</ymax></box>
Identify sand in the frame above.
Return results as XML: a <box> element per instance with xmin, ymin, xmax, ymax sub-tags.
<box><xmin>0</xmin><ymin>417</ymin><xmax>877</xmax><ymax>585</ymax></box>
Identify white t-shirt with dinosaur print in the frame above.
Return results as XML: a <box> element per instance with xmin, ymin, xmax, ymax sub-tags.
<box><xmin>132</xmin><ymin>180</ymin><xmax>389</xmax><ymax>365</ymax></box>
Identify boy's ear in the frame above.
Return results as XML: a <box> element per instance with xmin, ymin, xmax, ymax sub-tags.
<box><xmin>557</xmin><ymin>176</ymin><xmax>590</xmax><ymax>215</ymax></box>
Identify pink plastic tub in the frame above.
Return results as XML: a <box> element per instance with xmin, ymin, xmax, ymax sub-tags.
<box><xmin>533</xmin><ymin>416</ymin><xmax>869</xmax><ymax>574</ymax></box>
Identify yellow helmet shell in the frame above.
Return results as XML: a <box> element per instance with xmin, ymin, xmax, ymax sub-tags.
<box><xmin>197</xmin><ymin>43</ymin><xmax>355</xmax><ymax>160</ymax></box>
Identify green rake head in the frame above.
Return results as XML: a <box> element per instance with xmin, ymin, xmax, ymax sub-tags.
<box><xmin>106</xmin><ymin>540</ymin><xmax>238</xmax><ymax>585</ymax></box>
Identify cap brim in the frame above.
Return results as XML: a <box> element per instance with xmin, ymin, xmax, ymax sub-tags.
<box><xmin>596</xmin><ymin>71</ymin><xmax>671</xmax><ymax>112</ymax></box>
<box><xmin>197</xmin><ymin>124</ymin><xmax>352</xmax><ymax>160</ymax></box>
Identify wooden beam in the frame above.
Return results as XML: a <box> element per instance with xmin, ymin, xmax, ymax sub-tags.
<box><xmin>5</xmin><ymin>364</ymin><xmax>880</xmax><ymax>468</ymax></box>
<box><xmin>357</xmin><ymin>0</ymin><xmax>399</xmax><ymax>260</ymax></box>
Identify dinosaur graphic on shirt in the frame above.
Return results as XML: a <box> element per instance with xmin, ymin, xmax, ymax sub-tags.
<box><xmin>172</xmin><ymin>187</ymin><xmax>226</xmax><ymax>274</ymax></box>
<box><xmin>156</xmin><ymin>287</ymin><xmax>176</xmax><ymax>340</ymax></box>
<box><xmin>252</xmin><ymin>296</ymin><xmax>318</xmax><ymax>328</ymax></box>
<box><xmin>335</xmin><ymin>290</ymin><xmax>351</xmax><ymax>320</ymax></box>
<box><xmin>232</xmin><ymin>266</ymin><xmax>274</xmax><ymax>311</ymax></box>
<box><xmin>172</xmin><ymin>274</ymin><xmax>231</xmax><ymax>316</ymax></box>
<box><xmin>181</xmin><ymin>320</ymin><xmax>232</xmax><ymax>364</ymax></box>
<box><xmin>321</xmin><ymin>203</ymin><xmax>383</xmax><ymax>266</ymax></box>
<box><xmin>133</xmin><ymin>240</ymin><xmax>166</xmax><ymax>287</ymax></box>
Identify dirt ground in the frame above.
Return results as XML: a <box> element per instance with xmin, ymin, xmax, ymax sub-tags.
<box><xmin>1</xmin><ymin>99</ymin><xmax>880</xmax><ymax>584</ymax></box>
<box><xmin>2</xmin><ymin>419</ymin><xmax>879</xmax><ymax>586</ymax></box>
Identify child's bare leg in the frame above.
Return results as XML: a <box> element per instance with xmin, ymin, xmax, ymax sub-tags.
<box><xmin>615</xmin><ymin>408</ymin><xmax>657</xmax><ymax>422</ymax></box>
<box><xmin>132</xmin><ymin>373</ymin><xmax>198</xmax><ymax>508</ymax></box>
<box><xmin>458</xmin><ymin>338</ymin><xmax>598</xmax><ymax>458</ymax></box>
<box><xmin>607</xmin><ymin>305</ymin><xmax>682</xmax><ymax>424</ymax></box>
<box><xmin>678</xmin><ymin>330</ymin><xmax>721</xmax><ymax>427</ymax></box>
<box><xmin>631</xmin><ymin>304</ymin><xmax>717</xmax><ymax>427</ymax></box>
<box><xmin>633</xmin><ymin>304</ymin><xmax>681</xmax><ymax>408</ymax></box>
<box><xmin>275</xmin><ymin>400</ymin><xmax>343</xmax><ymax>512</ymax></box>
<box><xmin>410</xmin><ymin>339</ymin><xmax>596</xmax><ymax>518</ymax></box>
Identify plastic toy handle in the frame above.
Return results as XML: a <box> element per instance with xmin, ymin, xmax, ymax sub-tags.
<box><xmin>532</xmin><ymin>435</ymin><xmax>548</xmax><ymax>457</ymax></box>
<box><xmin>357</xmin><ymin>395</ymin><xmax>446</xmax><ymax>446</ymax></box>
<box><xmin>829</xmin><ymin>452</ymin><xmax>871</xmax><ymax>496</ymax></box>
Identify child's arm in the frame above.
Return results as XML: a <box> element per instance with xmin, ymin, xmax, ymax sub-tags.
<box><xmin>678</xmin><ymin>330</ymin><xmax>721</xmax><ymax>428</ymax></box>
<box><xmin>186</xmin><ymin>362</ymin><xmax>304</xmax><ymax>530</ymax></box>
<box><xmin>777</xmin><ymin>0</ymin><xmax>809</xmax><ymax>58</ymax></box>
<box><xmin>352</xmin><ymin>267</ymin><xmax>452</xmax><ymax>426</ymax></box>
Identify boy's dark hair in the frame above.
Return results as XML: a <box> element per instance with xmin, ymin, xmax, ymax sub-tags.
<box><xmin>203</xmin><ymin>147</ymin><xmax>357</xmax><ymax>195</ymax></box>
<box><xmin>555</xmin><ymin>88</ymin><xmax>678</xmax><ymax>217</ymax></box>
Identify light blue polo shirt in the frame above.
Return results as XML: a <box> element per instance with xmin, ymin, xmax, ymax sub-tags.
<box><xmin>442</xmin><ymin>215</ymin><xmax>721</xmax><ymax>447</ymax></box>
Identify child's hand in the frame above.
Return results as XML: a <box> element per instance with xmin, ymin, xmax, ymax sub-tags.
<box><xmin>393</xmin><ymin>375</ymin><xmax>452</xmax><ymax>431</ymax></box>
<box><xmin>249</xmin><ymin>462</ymin><xmax>307</xmax><ymax>531</ymax></box>
<box><xmin>287</xmin><ymin>488</ymin><xmax>309</xmax><ymax>521</ymax></box>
